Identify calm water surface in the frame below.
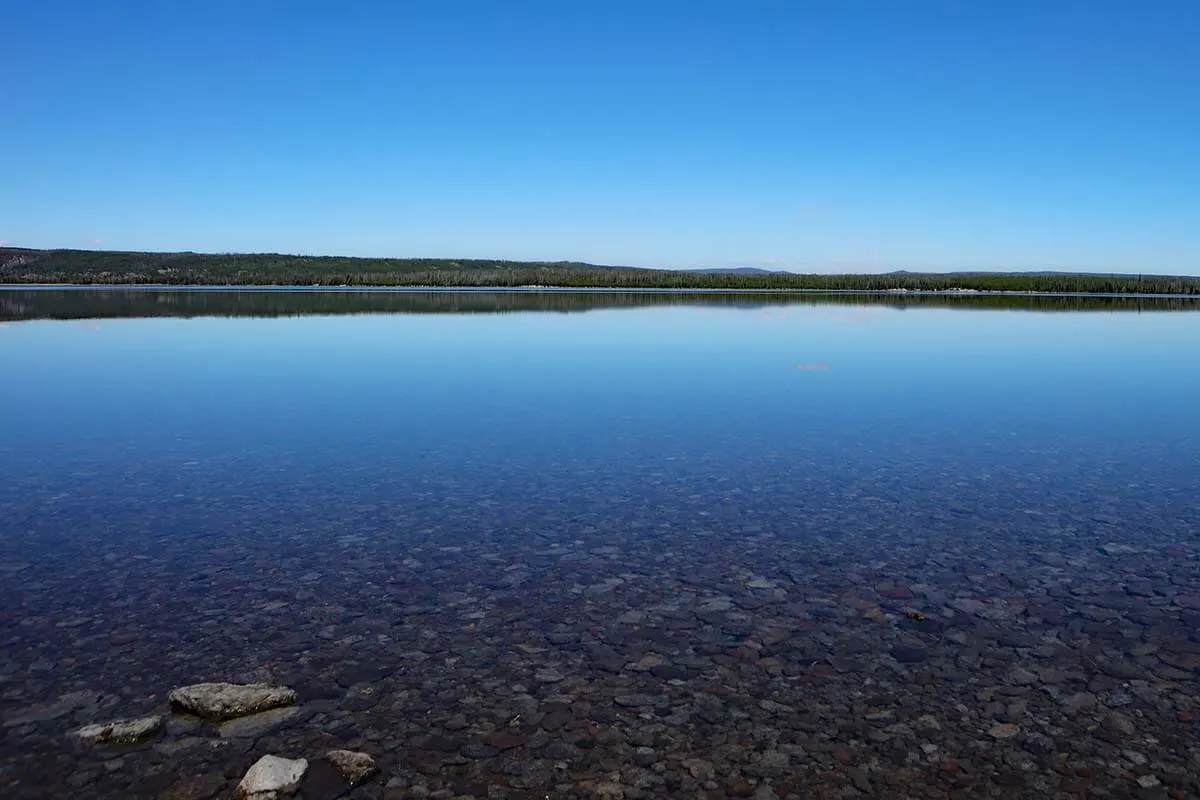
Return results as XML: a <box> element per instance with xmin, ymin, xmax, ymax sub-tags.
<box><xmin>2</xmin><ymin>290</ymin><xmax>1199</xmax><ymax>799</ymax></box>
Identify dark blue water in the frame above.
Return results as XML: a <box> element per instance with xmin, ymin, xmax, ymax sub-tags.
<box><xmin>2</xmin><ymin>293</ymin><xmax>1199</xmax><ymax>799</ymax></box>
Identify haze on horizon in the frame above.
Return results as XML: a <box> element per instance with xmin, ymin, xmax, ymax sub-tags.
<box><xmin>3</xmin><ymin>1</ymin><xmax>1198</xmax><ymax>276</ymax></box>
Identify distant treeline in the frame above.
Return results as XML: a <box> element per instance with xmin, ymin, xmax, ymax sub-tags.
<box><xmin>3</xmin><ymin>288</ymin><xmax>1198</xmax><ymax>322</ymax></box>
<box><xmin>3</xmin><ymin>247</ymin><xmax>1199</xmax><ymax>295</ymax></box>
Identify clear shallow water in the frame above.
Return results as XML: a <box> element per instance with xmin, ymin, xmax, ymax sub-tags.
<box><xmin>1</xmin><ymin>291</ymin><xmax>1199</xmax><ymax>799</ymax></box>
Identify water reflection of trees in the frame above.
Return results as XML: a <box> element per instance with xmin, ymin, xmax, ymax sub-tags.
<box><xmin>1</xmin><ymin>289</ymin><xmax>1198</xmax><ymax>322</ymax></box>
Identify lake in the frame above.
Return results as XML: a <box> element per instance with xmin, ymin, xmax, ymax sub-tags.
<box><xmin>2</xmin><ymin>289</ymin><xmax>1199</xmax><ymax>799</ymax></box>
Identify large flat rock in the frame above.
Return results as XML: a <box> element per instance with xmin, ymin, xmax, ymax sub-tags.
<box><xmin>169</xmin><ymin>682</ymin><xmax>297</xmax><ymax>721</ymax></box>
<box><xmin>73</xmin><ymin>715</ymin><xmax>164</xmax><ymax>745</ymax></box>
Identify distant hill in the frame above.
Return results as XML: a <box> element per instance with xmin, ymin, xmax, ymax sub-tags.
<box><xmin>1</xmin><ymin>247</ymin><xmax>1198</xmax><ymax>295</ymax></box>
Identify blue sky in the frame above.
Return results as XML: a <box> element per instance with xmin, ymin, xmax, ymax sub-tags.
<box><xmin>3</xmin><ymin>0</ymin><xmax>1198</xmax><ymax>274</ymax></box>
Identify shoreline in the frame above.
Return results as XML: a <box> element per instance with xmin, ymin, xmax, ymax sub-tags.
<box><xmin>3</xmin><ymin>284</ymin><xmax>1200</xmax><ymax>300</ymax></box>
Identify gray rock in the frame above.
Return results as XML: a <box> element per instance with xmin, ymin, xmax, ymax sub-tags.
<box><xmin>758</xmin><ymin>698</ymin><xmax>796</xmax><ymax>714</ymax></box>
<box><xmin>1059</xmin><ymin>692</ymin><xmax>1097</xmax><ymax>715</ymax></box>
<box><xmin>682</xmin><ymin>758</ymin><xmax>715</xmax><ymax>780</ymax></box>
<box><xmin>613</xmin><ymin>693</ymin><xmax>666</xmax><ymax>708</ymax></box>
<box><xmin>326</xmin><ymin>749</ymin><xmax>376</xmax><ymax>785</ymax></box>
<box><xmin>236</xmin><ymin>754</ymin><xmax>308</xmax><ymax>799</ymax></box>
<box><xmin>950</xmin><ymin>598</ymin><xmax>988</xmax><ymax>616</ymax></box>
<box><xmin>1123</xmin><ymin>749</ymin><xmax>1148</xmax><ymax>766</ymax></box>
<box><xmin>73</xmin><ymin>715</ymin><xmax>163</xmax><ymax>745</ymax></box>
<box><xmin>693</xmin><ymin>694</ymin><xmax>727</xmax><ymax>724</ymax></box>
<box><xmin>1097</xmin><ymin>658</ymin><xmax>1145</xmax><ymax>680</ymax></box>
<box><xmin>1008</xmin><ymin>667</ymin><xmax>1039</xmax><ymax>686</ymax></box>
<box><xmin>649</xmin><ymin>664</ymin><xmax>693</xmax><ymax>681</ymax></box>
<box><xmin>891</xmin><ymin>645</ymin><xmax>928</xmax><ymax>664</ymax></box>
<box><xmin>218</xmin><ymin>707</ymin><xmax>299</xmax><ymax>738</ymax></box>
<box><xmin>747</xmin><ymin>750</ymin><xmax>790</xmax><ymax>778</ymax></box>
<box><xmin>588</xmin><ymin>647</ymin><xmax>626</xmax><ymax>673</ymax></box>
<box><xmin>442</xmin><ymin>714</ymin><xmax>469</xmax><ymax>731</ymax></box>
<box><xmin>1023</xmin><ymin>733</ymin><xmax>1055</xmax><ymax>756</ymax></box>
<box><xmin>998</xmin><ymin>632</ymin><xmax>1039</xmax><ymax>648</ymax></box>
<box><xmin>849</xmin><ymin>769</ymin><xmax>872</xmax><ymax>793</ymax></box>
<box><xmin>460</xmin><ymin>741</ymin><xmax>499</xmax><ymax>759</ymax></box>
<box><xmin>1103</xmin><ymin>711</ymin><xmax>1137</xmax><ymax>736</ymax></box>
<box><xmin>634</xmin><ymin>746</ymin><xmax>658</xmax><ymax>767</ymax></box>
<box><xmin>534</xmin><ymin>667</ymin><xmax>565</xmax><ymax>683</ymax></box>
<box><xmin>170</xmin><ymin>682</ymin><xmax>297</xmax><ymax>721</ymax></box>
<box><xmin>539</xmin><ymin>707</ymin><xmax>572</xmax><ymax>730</ymax></box>
<box><xmin>340</xmin><ymin>684</ymin><xmax>380</xmax><ymax>713</ymax></box>
<box><xmin>752</xmin><ymin>784</ymin><xmax>780</xmax><ymax>800</ymax></box>
<box><xmin>484</xmin><ymin>730</ymin><xmax>527</xmax><ymax>751</ymax></box>
<box><xmin>989</xmin><ymin>723</ymin><xmax>1020</xmax><ymax>739</ymax></box>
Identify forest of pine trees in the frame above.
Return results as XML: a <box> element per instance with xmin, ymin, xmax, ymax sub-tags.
<box><xmin>3</xmin><ymin>247</ymin><xmax>1198</xmax><ymax>295</ymax></box>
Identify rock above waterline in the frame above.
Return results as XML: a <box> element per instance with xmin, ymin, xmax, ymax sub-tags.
<box><xmin>326</xmin><ymin>749</ymin><xmax>377</xmax><ymax>785</ymax></box>
<box><xmin>236</xmin><ymin>754</ymin><xmax>308</xmax><ymax>799</ymax></box>
<box><xmin>73</xmin><ymin>715</ymin><xmax>164</xmax><ymax>745</ymax></box>
<box><xmin>169</xmin><ymin>682</ymin><xmax>297</xmax><ymax>721</ymax></box>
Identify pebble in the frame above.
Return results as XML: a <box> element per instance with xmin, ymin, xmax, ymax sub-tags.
<box><xmin>534</xmin><ymin>667</ymin><xmax>565</xmax><ymax>683</ymax></box>
<box><xmin>989</xmin><ymin>723</ymin><xmax>1020</xmax><ymax>739</ymax></box>
<box><xmin>217</xmin><ymin>707</ymin><xmax>299</xmax><ymax>739</ymax></box>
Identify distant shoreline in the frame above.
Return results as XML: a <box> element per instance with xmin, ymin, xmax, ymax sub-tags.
<box><xmin>3</xmin><ymin>284</ymin><xmax>1200</xmax><ymax>300</ymax></box>
<box><xmin>3</xmin><ymin>248</ymin><xmax>1198</xmax><ymax>295</ymax></box>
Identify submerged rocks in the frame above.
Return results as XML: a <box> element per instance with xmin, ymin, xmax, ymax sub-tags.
<box><xmin>5</xmin><ymin>691</ymin><xmax>112</xmax><ymax>727</ymax></box>
<box><xmin>613</xmin><ymin>693</ymin><xmax>666</xmax><ymax>709</ymax></box>
<box><xmin>236</xmin><ymin>755</ymin><xmax>308</xmax><ymax>800</ymax></box>
<box><xmin>325</xmin><ymin>749</ymin><xmax>376</xmax><ymax>785</ymax></box>
<box><xmin>169</xmin><ymin>682</ymin><xmax>297</xmax><ymax>721</ymax></box>
<box><xmin>693</xmin><ymin>693</ymin><xmax>727</xmax><ymax>724</ymax></box>
<box><xmin>9</xmin><ymin>475</ymin><xmax>1200</xmax><ymax>800</ymax></box>
<box><xmin>891</xmin><ymin>643</ymin><xmax>928</xmax><ymax>664</ymax></box>
<box><xmin>217</xmin><ymin>706</ymin><xmax>300</xmax><ymax>739</ymax></box>
<box><xmin>533</xmin><ymin>666</ymin><xmax>565</xmax><ymax>683</ymax></box>
<box><xmin>989</xmin><ymin>723</ymin><xmax>1020</xmax><ymax>739</ymax></box>
<box><xmin>72</xmin><ymin>715</ymin><xmax>163</xmax><ymax>746</ymax></box>
<box><xmin>1059</xmin><ymin>692</ymin><xmax>1098</xmax><ymax>715</ymax></box>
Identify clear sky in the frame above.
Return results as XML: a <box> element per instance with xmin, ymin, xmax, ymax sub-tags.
<box><xmin>3</xmin><ymin>1</ymin><xmax>1198</xmax><ymax>274</ymax></box>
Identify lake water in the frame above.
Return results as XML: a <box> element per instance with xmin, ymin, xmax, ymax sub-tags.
<box><xmin>2</xmin><ymin>289</ymin><xmax>1199</xmax><ymax>799</ymax></box>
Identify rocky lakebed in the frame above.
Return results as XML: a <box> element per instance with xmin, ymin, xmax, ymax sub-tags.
<box><xmin>2</xmin><ymin>486</ymin><xmax>1199</xmax><ymax>800</ymax></box>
